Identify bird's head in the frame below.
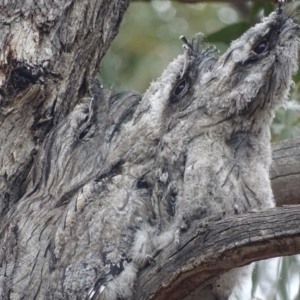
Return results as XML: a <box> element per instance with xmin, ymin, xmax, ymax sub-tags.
<box><xmin>201</xmin><ymin>8</ymin><xmax>299</xmax><ymax>119</ymax></box>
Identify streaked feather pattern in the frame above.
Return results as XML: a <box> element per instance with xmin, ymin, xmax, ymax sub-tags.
<box><xmin>0</xmin><ymin>7</ymin><xmax>299</xmax><ymax>300</ymax></box>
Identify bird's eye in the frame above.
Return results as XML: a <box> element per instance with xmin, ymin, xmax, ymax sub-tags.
<box><xmin>174</xmin><ymin>80</ymin><xmax>186</xmax><ymax>96</ymax></box>
<box><xmin>79</xmin><ymin>124</ymin><xmax>92</xmax><ymax>140</ymax></box>
<box><xmin>253</xmin><ymin>41</ymin><xmax>267</xmax><ymax>55</ymax></box>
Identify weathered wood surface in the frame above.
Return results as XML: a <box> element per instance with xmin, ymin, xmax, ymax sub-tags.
<box><xmin>133</xmin><ymin>0</ymin><xmax>277</xmax><ymax>3</ymax></box>
<box><xmin>271</xmin><ymin>138</ymin><xmax>300</xmax><ymax>206</ymax></box>
<box><xmin>132</xmin><ymin>136</ymin><xmax>300</xmax><ymax>299</ymax></box>
<box><xmin>0</xmin><ymin>0</ymin><xmax>130</xmax><ymax>215</ymax></box>
<box><xmin>135</xmin><ymin>205</ymin><xmax>300</xmax><ymax>300</ymax></box>
<box><xmin>0</xmin><ymin>1</ymin><xmax>300</xmax><ymax>299</ymax></box>
<box><xmin>132</xmin><ymin>138</ymin><xmax>300</xmax><ymax>299</ymax></box>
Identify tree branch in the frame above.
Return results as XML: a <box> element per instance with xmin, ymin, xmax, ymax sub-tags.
<box><xmin>0</xmin><ymin>0</ymin><xmax>130</xmax><ymax>214</ymax></box>
<box><xmin>271</xmin><ymin>138</ymin><xmax>300</xmax><ymax>206</ymax></box>
<box><xmin>132</xmin><ymin>137</ymin><xmax>300</xmax><ymax>299</ymax></box>
<box><xmin>1</xmin><ymin>2</ymin><xmax>299</xmax><ymax>299</ymax></box>
<box><xmin>135</xmin><ymin>205</ymin><xmax>300</xmax><ymax>300</ymax></box>
<box><xmin>133</xmin><ymin>0</ymin><xmax>276</xmax><ymax>3</ymax></box>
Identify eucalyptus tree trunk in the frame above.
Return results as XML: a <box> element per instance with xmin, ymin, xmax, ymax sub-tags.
<box><xmin>0</xmin><ymin>0</ymin><xmax>130</xmax><ymax>215</ymax></box>
<box><xmin>1</xmin><ymin>1</ymin><xmax>300</xmax><ymax>300</ymax></box>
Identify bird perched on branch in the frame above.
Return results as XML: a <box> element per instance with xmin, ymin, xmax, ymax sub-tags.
<box><xmin>0</xmin><ymin>4</ymin><xmax>299</xmax><ymax>300</ymax></box>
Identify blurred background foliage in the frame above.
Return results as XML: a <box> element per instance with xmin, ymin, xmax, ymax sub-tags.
<box><xmin>101</xmin><ymin>1</ymin><xmax>300</xmax><ymax>143</ymax></box>
<box><xmin>101</xmin><ymin>3</ymin><xmax>300</xmax><ymax>299</ymax></box>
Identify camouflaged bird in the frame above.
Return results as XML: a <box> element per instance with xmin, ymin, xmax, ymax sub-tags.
<box><xmin>0</xmin><ymin>5</ymin><xmax>299</xmax><ymax>300</ymax></box>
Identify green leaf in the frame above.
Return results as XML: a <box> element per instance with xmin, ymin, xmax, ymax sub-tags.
<box><xmin>293</xmin><ymin>69</ymin><xmax>300</xmax><ymax>84</ymax></box>
<box><xmin>206</xmin><ymin>22</ymin><xmax>249</xmax><ymax>45</ymax></box>
<box><xmin>249</xmin><ymin>3</ymin><xmax>275</xmax><ymax>21</ymax></box>
<box><xmin>263</xmin><ymin>3</ymin><xmax>276</xmax><ymax>16</ymax></box>
<box><xmin>249</xmin><ymin>3</ymin><xmax>264</xmax><ymax>21</ymax></box>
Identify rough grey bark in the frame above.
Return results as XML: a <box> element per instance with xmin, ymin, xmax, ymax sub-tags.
<box><xmin>135</xmin><ymin>205</ymin><xmax>300</xmax><ymax>300</ymax></box>
<box><xmin>271</xmin><ymin>138</ymin><xmax>300</xmax><ymax>206</ymax></box>
<box><xmin>133</xmin><ymin>0</ymin><xmax>277</xmax><ymax>3</ymax></box>
<box><xmin>134</xmin><ymin>134</ymin><xmax>300</xmax><ymax>299</ymax></box>
<box><xmin>0</xmin><ymin>1</ymin><xmax>300</xmax><ymax>300</ymax></box>
<box><xmin>0</xmin><ymin>0</ymin><xmax>130</xmax><ymax>215</ymax></box>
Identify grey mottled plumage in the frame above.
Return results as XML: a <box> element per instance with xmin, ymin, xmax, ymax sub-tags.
<box><xmin>0</xmin><ymin>6</ymin><xmax>299</xmax><ymax>300</ymax></box>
